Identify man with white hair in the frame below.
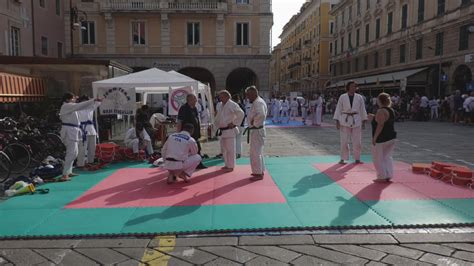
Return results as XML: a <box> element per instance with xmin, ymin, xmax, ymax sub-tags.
<box><xmin>215</xmin><ymin>90</ymin><xmax>245</xmax><ymax>172</ymax></box>
<box><xmin>244</xmin><ymin>86</ymin><xmax>268</xmax><ymax>180</ymax></box>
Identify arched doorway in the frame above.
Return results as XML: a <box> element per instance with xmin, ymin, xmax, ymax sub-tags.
<box><xmin>226</xmin><ymin>68</ymin><xmax>258</xmax><ymax>96</ymax></box>
<box><xmin>178</xmin><ymin>67</ymin><xmax>216</xmax><ymax>93</ymax></box>
<box><xmin>453</xmin><ymin>64</ymin><xmax>472</xmax><ymax>92</ymax></box>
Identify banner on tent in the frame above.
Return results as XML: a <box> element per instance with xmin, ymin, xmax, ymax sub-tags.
<box><xmin>98</xmin><ymin>87</ymin><xmax>136</xmax><ymax>115</ymax></box>
<box><xmin>169</xmin><ymin>86</ymin><xmax>192</xmax><ymax>115</ymax></box>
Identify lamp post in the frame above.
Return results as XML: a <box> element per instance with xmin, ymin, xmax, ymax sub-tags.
<box><xmin>69</xmin><ymin>1</ymin><xmax>87</xmax><ymax>57</ymax></box>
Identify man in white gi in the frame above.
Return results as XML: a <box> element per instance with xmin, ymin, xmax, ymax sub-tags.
<box><xmin>124</xmin><ymin>123</ymin><xmax>154</xmax><ymax>158</ymax></box>
<box><xmin>290</xmin><ymin>98</ymin><xmax>299</xmax><ymax>120</ymax></box>
<box><xmin>214</xmin><ymin>90</ymin><xmax>245</xmax><ymax>172</ymax></box>
<box><xmin>59</xmin><ymin>93</ymin><xmax>100</xmax><ymax>181</ymax></box>
<box><xmin>244</xmin><ymin>86</ymin><xmax>268</xmax><ymax>180</ymax></box>
<box><xmin>280</xmin><ymin>97</ymin><xmax>290</xmax><ymax>123</ymax></box>
<box><xmin>272</xmin><ymin>96</ymin><xmax>281</xmax><ymax>123</ymax></box>
<box><xmin>313</xmin><ymin>93</ymin><xmax>323</xmax><ymax>126</ymax></box>
<box><xmin>161</xmin><ymin>123</ymin><xmax>202</xmax><ymax>184</ymax></box>
<box><xmin>76</xmin><ymin>95</ymin><xmax>101</xmax><ymax>168</ymax></box>
<box><xmin>333</xmin><ymin>81</ymin><xmax>368</xmax><ymax>164</ymax></box>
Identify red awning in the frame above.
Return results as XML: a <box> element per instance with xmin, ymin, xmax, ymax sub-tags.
<box><xmin>0</xmin><ymin>72</ymin><xmax>46</xmax><ymax>103</ymax></box>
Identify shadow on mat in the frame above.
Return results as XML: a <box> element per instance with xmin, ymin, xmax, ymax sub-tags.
<box><xmin>289</xmin><ymin>173</ymin><xmax>331</xmax><ymax>197</ymax></box>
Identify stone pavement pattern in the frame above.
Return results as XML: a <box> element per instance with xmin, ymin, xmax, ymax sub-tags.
<box><xmin>0</xmin><ymin>119</ymin><xmax>473</xmax><ymax>265</ymax></box>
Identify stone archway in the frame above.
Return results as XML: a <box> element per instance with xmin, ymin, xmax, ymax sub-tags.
<box><xmin>453</xmin><ymin>64</ymin><xmax>472</xmax><ymax>92</ymax></box>
<box><xmin>225</xmin><ymin>68</ymin><xmax>258</xmax><ymax>96</ymax></box>
<box><xmin>178</xmin><ymin>67</ymin><xmax>216</xmax><ymax>93</ymax></box>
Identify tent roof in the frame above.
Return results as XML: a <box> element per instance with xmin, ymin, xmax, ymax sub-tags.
<box><xmin>168</xmin><ymin>71</ymin><xmax>209</xmax><ymax>89</ymax></box>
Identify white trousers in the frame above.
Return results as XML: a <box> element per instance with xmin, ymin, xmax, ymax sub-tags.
<box><xmin>272</xmin><ymin>109</ymin><xmax>280</xmax><ymax>122</ymax></box>
<box><xmin>290</xmin><ymin>109</ymin><xmax>298</xmax><ymax>120</ymax></box>
<box><xmin>250</xmin><ymin>130</ymin><xmax>265</xmax><ymax>175</ymax></box>
<box><xmin>235</xmin><ymin>126</ymin><xmax>243</xmax><ymax>155</ymax></box>
<box><xmin>313</xmin><ymin>107</ymin><xmax>322</xmax><ymax>125</ymax></box>
<box><xmin>431</xmin><ymin>107</ymin><xmax>438</xmax><ymax>120</ymax></box>
<box><xmin>302</xmin><ymin>107</ymin><xmax>307</xmax><ymax>121</ymax></box>
<box><xmin>280</xmin><ymin>109</ymin><xmax>289</xmax><ymax>122</ymax></box>
<box><xmin>372</xmin><ymin>139</ymin><xmax>396</xmax><ymax>180</ymax></box>
<box><xmin>62</xmin><ymin>139</ymin><xmax>79</xmax><ymax>176</ymax></box>
<box><xmin>165</xmin><ymin>154</ymin><xmax>202</xmax><ymax>177</ymax></box>
<box><xmin>77</xmin><ymin>135</ymin><xmax>97</xmax><ymax>167</ymax></box>
<box><xmin>126</xmin><ymin>139</ymin><xmax>153</xmax><ymax>155</ymax></box>
<box><xmin>220</xmin><ymin>136</ymin><xmax>236</xmax><ymax>168</ymax></box>
<box><xmin>339</xmin><ymin>126</ymin><xmax>362</xmax><ymax>161</ymax></box>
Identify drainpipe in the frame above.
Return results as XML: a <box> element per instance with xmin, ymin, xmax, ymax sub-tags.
<box><xmin>31</xmin><ymin>0</ymin><xmax>36</xmax><ymax>56</ymax></box>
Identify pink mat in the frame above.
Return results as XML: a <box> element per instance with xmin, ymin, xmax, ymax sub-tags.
<box><xmin>66</xmin><ymin>166</ymin><xmax>286</xmax><ymax>209</ymax></box>
<box><xmin>314</xmin><ymin>162</ymin><xmax>474</xmax><ymax>201</ymax></box>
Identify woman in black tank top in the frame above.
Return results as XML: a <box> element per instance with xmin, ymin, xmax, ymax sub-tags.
<box><xmin>370</xmin><ymin>93</ymin><xmax>397</xmax><ymax>183</ymax></box>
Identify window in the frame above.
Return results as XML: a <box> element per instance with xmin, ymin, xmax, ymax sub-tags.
<box><xmin>357</xmin><ymin>0</ymin><xmax>361</xmax><ymax>14</ymax></box>
<box><xmin>335</xmin><ymin>39</ymin><xmax>338</xmax><ymax>55</ymax></box>
<box><xmin>387</xmin><ymin>12</ymin><xmax>393</xmax><ymax>34</ymax></box>
<box><xmin>332</xmin><ymin>64</ymin><xmax>337</xmax><ymax>76</ymax></box>
<box><xmin>348</xmin><ymin>33</ymin><xmax>352</xmax><ymax>49</ymax></box>
<box><xmin>236</xmin><ymin>23</ymin><xmax>249</xmax><ymax>46</ymax></box>
<box><xmin>400</xmin><ymin>44</ymin><xmax>406</xmax><ymax>63</ymax></box>
<box><xmin>401</xmin><ymin>4</ymin><xmax>408</xmax><ymax>30</ymax></box>
<box><xmin>330</xmin><ymin>22</ymin><xmax>334</xmax><ymax>34</ymax></box>
<box><xmin>342</xmin><ymin>10</ymin><xmax>345</xmax><ymax>24</ymax></box>
<box><xmin>366</xmin><ymin>0</ymin><xmax>370</xmax><ymax>10</ymax></box>
<box><xmin>355</xmin><ymin>57</ymin><xmax>359</xmax><ymax>72</ymax></box>
<box><xmin>187</xmin><ymin>22</ymin><xmax>200</xmax><ymax>46</ymax></box>
<box><xmin>56</xmin><ymin>0</ymin><xmax>60</xmax><ymax>16</ymax></box>
<box><xmin>365</xmin><ymin>24</ymin><xmax>370</xmax><ymax>44</ymax></box>
<box><xmin>10</xmin><ymin>27</ymin><xmax>20</xmax><ymax>56</ymax></box>
<box><xmin>330</xmin><ymin>42</ymin><xmax>333</xmax><ymax>54</ymax></box>
<box><xmin>437</xmin><ymin>0</ymin><xmax>445</xmax><ymax>15</ymax></box>
<box><xmin>435</xmin><ymin>32</ymin><xmax>444</xmax><ymax>56</ymax></box>
<box><xmin>57</xmin><ymin>42</ymin><xmax>63</xmax><ymax>58</ymax></box>
<box><xmin>41</xmin><ymin>36</ymin><xmax>48</xmax><ymax>55</ymax></box>
<box><xmin>461</xmin><ymin>0</ymin><xmax>471</xmax><ymax>7</ymax></box>
<box><xmin>385</xmin><ymin>48</ymin><xmax>391</xmax><ymax>66</ymax></box>
<box><xmin>132</xmin><ymin>21</ymin><xmax>146</xmax><ymax>45</ymax></box>
<box><xmin>416</xmin><ymin>38</ymin><xmax>423</xmax><ymax>60</ymax></box>
<box><xmin>39</xmin><ymin>0</ymin><xmax>45</xmax><ymax>8</ymax></box>
<box><xmin>375</xmin><ymin>18</ymin><xmax>380</xmax><ymax>39</ymax></box>
<box><xmin>349</xmin><ymin>6</ymin><xmax>352</xmax><ymax>21</ymax></box>
<box><xmin>347</xmin><ymin>61</ymin><xmax>351</xmax><ymax>74</ymax></box>
<box><xmin>459</xmin><ymin>25</ymin><xmax>469</xmax><ymax>51</ymax></box>
<box><xmin>236</xmin><ymin>0</ymin><xmax>249</xmax><ymax>4</ymax></box>
<box><xmin>374</xmin><ymin>51</ymin><xmax>379</xmax><ymax>68</ymax></box>
<box><xmin>81</xmin><ymin>21</ymin><xmax>95</xmax><ymax>45</ymax></box>
<box><xmin>341</xmin><ymin>37</ymin><xmax>345</xmax><ymax>53</ymax></box>
<box><xmin>339</xmin><ymin>62</ymin><xmax>344</xmax><ymax>75</ymax></box>
<box><xmin>418</xmin><ymin>0</ymin><xmax>425</xmax><ymax>23</ymax></box>
<box><xmin>356</xmin><ymin>29</ymin><xmax>360</xmax><ymax>47</ymax></box>
<box><xmin>364</xmin><ymin>55</ymin><xmax>368</xmax><ymax>70</ymax></box>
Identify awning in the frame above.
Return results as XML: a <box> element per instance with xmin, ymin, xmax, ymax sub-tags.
<box><xmin>328</xmin><ymin>67</ymin><xmax>427</xmax><ymax>89</ymax></box>
<box><xmin>0</xmin><ymin>72</ymin><xmax>46</xmax><ymax>103</ymax></box>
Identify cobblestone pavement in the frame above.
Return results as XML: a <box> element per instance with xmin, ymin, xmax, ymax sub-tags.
<box><xmin>1</xmin><ymin>118</ymin><xmax>473</xmax><ymax>265</ymax></box>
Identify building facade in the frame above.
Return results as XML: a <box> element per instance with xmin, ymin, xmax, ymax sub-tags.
<box><xmin>0</xmin><ymin>0</ymin><xmax>65</xmax><ymax>58</ymax></box>
<box><xmin>66</xmin><ymin>0</ymin><xmax>273</xmax><ymax>96</ymax></box>
<box><xmin>328</xmin><ymin>0</ymin><xmax>474</xmax><ymax>96</ymax></box>
<box><xmin>272</xmin><ymin>0</ymin><xmax>338</xmax><ymax>96</ymax></box>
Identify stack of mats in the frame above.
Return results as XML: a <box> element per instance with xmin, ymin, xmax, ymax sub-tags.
<box><xmin>412</xmin><ymin>161</ymin><xmax>474</xmax><ymax>188</ymax></box>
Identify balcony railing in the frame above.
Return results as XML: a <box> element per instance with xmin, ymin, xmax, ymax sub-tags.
<box><xmin>101</xmin><ymin>0</ymin><xmax>227</xmax><ymax>12</ymax></box>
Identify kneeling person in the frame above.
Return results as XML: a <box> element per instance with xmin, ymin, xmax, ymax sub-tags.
<box><xmin>161</xmin><ymin>123</ymin><xmax>202</xmax><ymax>184</ymax></box>
<box><xmin>124</xmin><ymin>123</ymin><xmax>154</xmax><ymax>159</ymax></box>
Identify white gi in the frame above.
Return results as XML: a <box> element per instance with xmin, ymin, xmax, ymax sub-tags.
<box><xmin>124</xmin><ymin>127</ymin><xmax>154</xmax><ymax>155</ymax></box>
<box><xmin>247</xmin><ymin>96</ymin><xmax>268</xmax><ymax>175</ymax></box>
<box><xmin>313</xmin><ymin>97</ymin><xmax>323</xmax><ymax>126</ymax></box>
<box><xmin>272</xmin><ymin>99</ymin><xmax>281</xmax><ymax>123</ymax></box>
<box><xmin>59</xmin><ymin>99</ymin><xmax>96</xmax><ymax>176</ymax></box>
<box><xmin>301</xmin><ymin>101</ymin><xmax>308</xmax><ymax>124</ymax></box>
<box><xmin>290</xmin><ymin>100</ymin><xmax>299</xmax><ymax>120</ymax></box>
<box><xmin>77</xmin><ymin>102</ymin><xmax>100</xmax><ymax>167</ymax></box>
<box><xmin>280</xmin><ymin>99</ymin><xmax>290</xmax><ymax>123</ymax></box>
<box><xmin>215</xmin><ymin>100</ymin><xmax>245</xmax><ymax>169</ymax></box>
<box><xmin>161</xmin><ymin>131</ymin><xmax>202</xmax><ymax>177</ymax></box>
<box><xmin>429</xmin><ymin>99</ymin><xmax>439</xmax><ymax>120</ymax></box>
<box><xmin>333</xmin><ymin>93</ymin><xmax>368</xmax><ymax>161</ymax></box>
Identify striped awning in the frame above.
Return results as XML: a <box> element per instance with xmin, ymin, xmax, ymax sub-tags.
<box><xmin>0</xmin><ymin>72</ymin><xmax>46</xmax><ymax>103</ymax></box>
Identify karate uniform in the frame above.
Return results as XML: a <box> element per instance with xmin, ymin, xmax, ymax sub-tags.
<box><xmin>290</xmin><ymin>101</ymin><xmax>299</xmax><ymax>120</ymax></box>
<box><xmin>272</xmin><ymin>99</ymin><xmax>281</xmax><ymax>123</ymax></box>
<box><xmin>215</xmin><ymin>100</ymin><xmax>245</xmax><ymax>169</ymax></box>
<box><xmin>59</xmin><ymin>99</ymin><xmax>96</xmax><ymax>176</ymax></box>
<box><xmin>313</xmin><ymin>97</ymin><xmax>323</xmax><ymax>126</ymax></box>
<box><xmin>301</xmin><ymin>102</ymin><xmax>308</xmax><ymax>124</ymax></box>
<box><xmin>77</xmin><ymin>102</ymin><xmax>100</xmax><ymax>167</ymax></box>
<box><xmin>333</xmin><ymin>93</ymin><xmax>368</xmax><ymax>161</ymax></box>
<box><xmin>124</xmin><ymin>127</ymin><xmax>153</xmax><ymax>155</ymax></box>
<box><xmin>161</xmin><ymin>131</ymin><xmax>202</xmax><ymax>177</ymax></box>
<box><xmin>280</xmin><ymin>100</ymin><xmax>290</xmax><ymax>123</ymax></box>
<box><xmin>247</xmin><ymin>96</ymin><xmax>268</xmax><ymax>175</ymax></box>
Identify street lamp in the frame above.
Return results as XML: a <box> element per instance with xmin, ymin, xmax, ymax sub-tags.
<box><xmin>69</xmin><ymin>4</ymin><xmax>88</xmax><ymax>57</ymax></box>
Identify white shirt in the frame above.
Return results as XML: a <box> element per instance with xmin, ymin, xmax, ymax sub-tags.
<box><xmin>59</xmin><ymin>99</ymin><xmax>96</xmax><ymax>141</ymax></box>
<box><xmin>281</xmin><ymin>100</ymin><xmax>289</xmax><ymax>110</ymax></box>
<box><xmin>333</xmin><ymin>93</ymin><xmax>368</xmax><ymax>128</ymax></box>
<box><xmin>420</xmin><ymin>96</ymin><xmax>429</xmax><ymax>108</ymax></box>
<box><xmin>161</xmin><ymin>131</ymin><xmax>198</xmax><ymax>162</ymax></box>
<box><xmin>272</xmin><ymin>99</ymin><xmax>281</xmax><ymax>111</ymax></box>
<box><xmin>77</xmin><ymin>102</ymin><xmax>101</xmax><ymax>136</ymax></box>
<box><xmin>248</xmin><ymin>96</ymin><xmax>268</xmax><ymax>129</ymax></box>
<box><xmin>124</xmin><ymin>127</ymin><xmax>151</xmax><ymax>145</ymax></box>
<box><xmin>463</xmin><ymin>96</ymin><xmax>474</xmax><ymax>112</ymax></box>
<box><xmin>215</xmin><ymin>100</ymin><xmax>245</xmax><ymax>138</ymax></box>
<box><xmin>429</xmin><ymin>99</ymin><xmax>439</xmax><ymax>108</ymax></box>
<box><xmin>290</xmin><ymin>101</ymin><xmax>299</xmax><ymax>110</ymax></box>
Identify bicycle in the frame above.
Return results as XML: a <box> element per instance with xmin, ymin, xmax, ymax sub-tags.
<box><xmin>0</xmin><ymin>151</ymin><xmax>12</xmax><ymax>184</ymax></box>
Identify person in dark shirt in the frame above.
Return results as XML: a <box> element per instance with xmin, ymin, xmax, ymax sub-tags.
<box><xmin>177</xmin><ymin>94</ymin><xmax>207</xmax><ymax>169</ymax></box>
<box><xmin>453</xmin><ymin>90</ymin><xmax>464</xmax><ymax>124</ymax></box>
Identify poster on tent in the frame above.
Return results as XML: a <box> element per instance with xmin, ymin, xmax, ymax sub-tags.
<box><xmin>98</xmin><ymin>87</ymin><xmax>136</xmax><ymax>116</ymax></box>
<box><xmin>169</xmin><ymin>86</ymin><xmax>193</xmax><ymax>116</ymax></box>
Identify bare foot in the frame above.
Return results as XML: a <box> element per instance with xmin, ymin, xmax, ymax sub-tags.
<box><xmin>250</xmin><ymin>174</ymin><xmax>264</xmax><ymax>181</ymax></box>
<box><xmin>221</xmin><ymin>167</ymin><xmax>234</xmax><ymax>172</ymax></box>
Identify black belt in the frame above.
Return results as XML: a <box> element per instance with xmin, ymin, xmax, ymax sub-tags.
<box><xmin>216</xmin><ymin>125</ymin><xmax>236</xmax><ymax>137</ymax></box>
<box><xmin>243</xmin><ymin>126</ymin><xmax>264</xmax><ymax>143</ymax></box>
<box><xmin>165</xmin><ymin>158</ymin><xmax>184</xmax><ymax>162</ymax></box>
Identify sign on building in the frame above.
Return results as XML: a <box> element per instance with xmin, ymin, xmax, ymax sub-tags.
<box><xmin>98</xmin><ymin>87</ymin><xmax>136</xmax><ymax>115</ymax></box>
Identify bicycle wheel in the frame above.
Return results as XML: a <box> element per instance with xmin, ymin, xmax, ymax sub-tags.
<box><xmin>22</xmin><ymin>138</ymin><xmax>47</xmax><ymax>163</ymax></box>
<box><xmin>45</xmin><ymin>133</ymin><xmax>66</xmax><ymax>159</ymax></box>
<box><xmin>0</xmin><ymin>151</ymin><xmax>12</xmax><ymax>183</ymax></box>
<box><xmin>3</xmin><ymin>143</ymin><xmax>31</xmax><ymax>174</ymax></box>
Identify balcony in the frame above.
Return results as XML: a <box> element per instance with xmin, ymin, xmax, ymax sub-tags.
<box><xmin>288</xmin><ymin>62</ymin><xmax>301</xmax><ymax>70</ymax></box>
<box><xmin>100</xmin><ymin>0</ymin><xmax>228</xmax><ymax>13</ymax></box>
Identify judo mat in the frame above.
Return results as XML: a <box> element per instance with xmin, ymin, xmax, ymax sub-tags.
<box><xmin>0</xmin><ymin>156</ymin><xmax>473</xmax><ymax>239</ymax></box>
<box><xmin>265</xmin><ymin>118</ymin><xmax>335</xmax><ymax>128</ymax></box>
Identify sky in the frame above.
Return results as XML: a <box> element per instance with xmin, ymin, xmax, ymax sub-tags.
<box><xmin>271</xmin><ymin>0</ymin><xmax>307</xmax><ymax>48</ymax></box>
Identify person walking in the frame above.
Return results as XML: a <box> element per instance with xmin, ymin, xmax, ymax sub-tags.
<box><xmin>333</xmin><ymin>81</ymin><xmax>368</xmax><ymax>164</ymax></box>
<box><xmin>370</xmin><ymin>93</ymin><xmax>397</xmax><ymax>183</ymax></box>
